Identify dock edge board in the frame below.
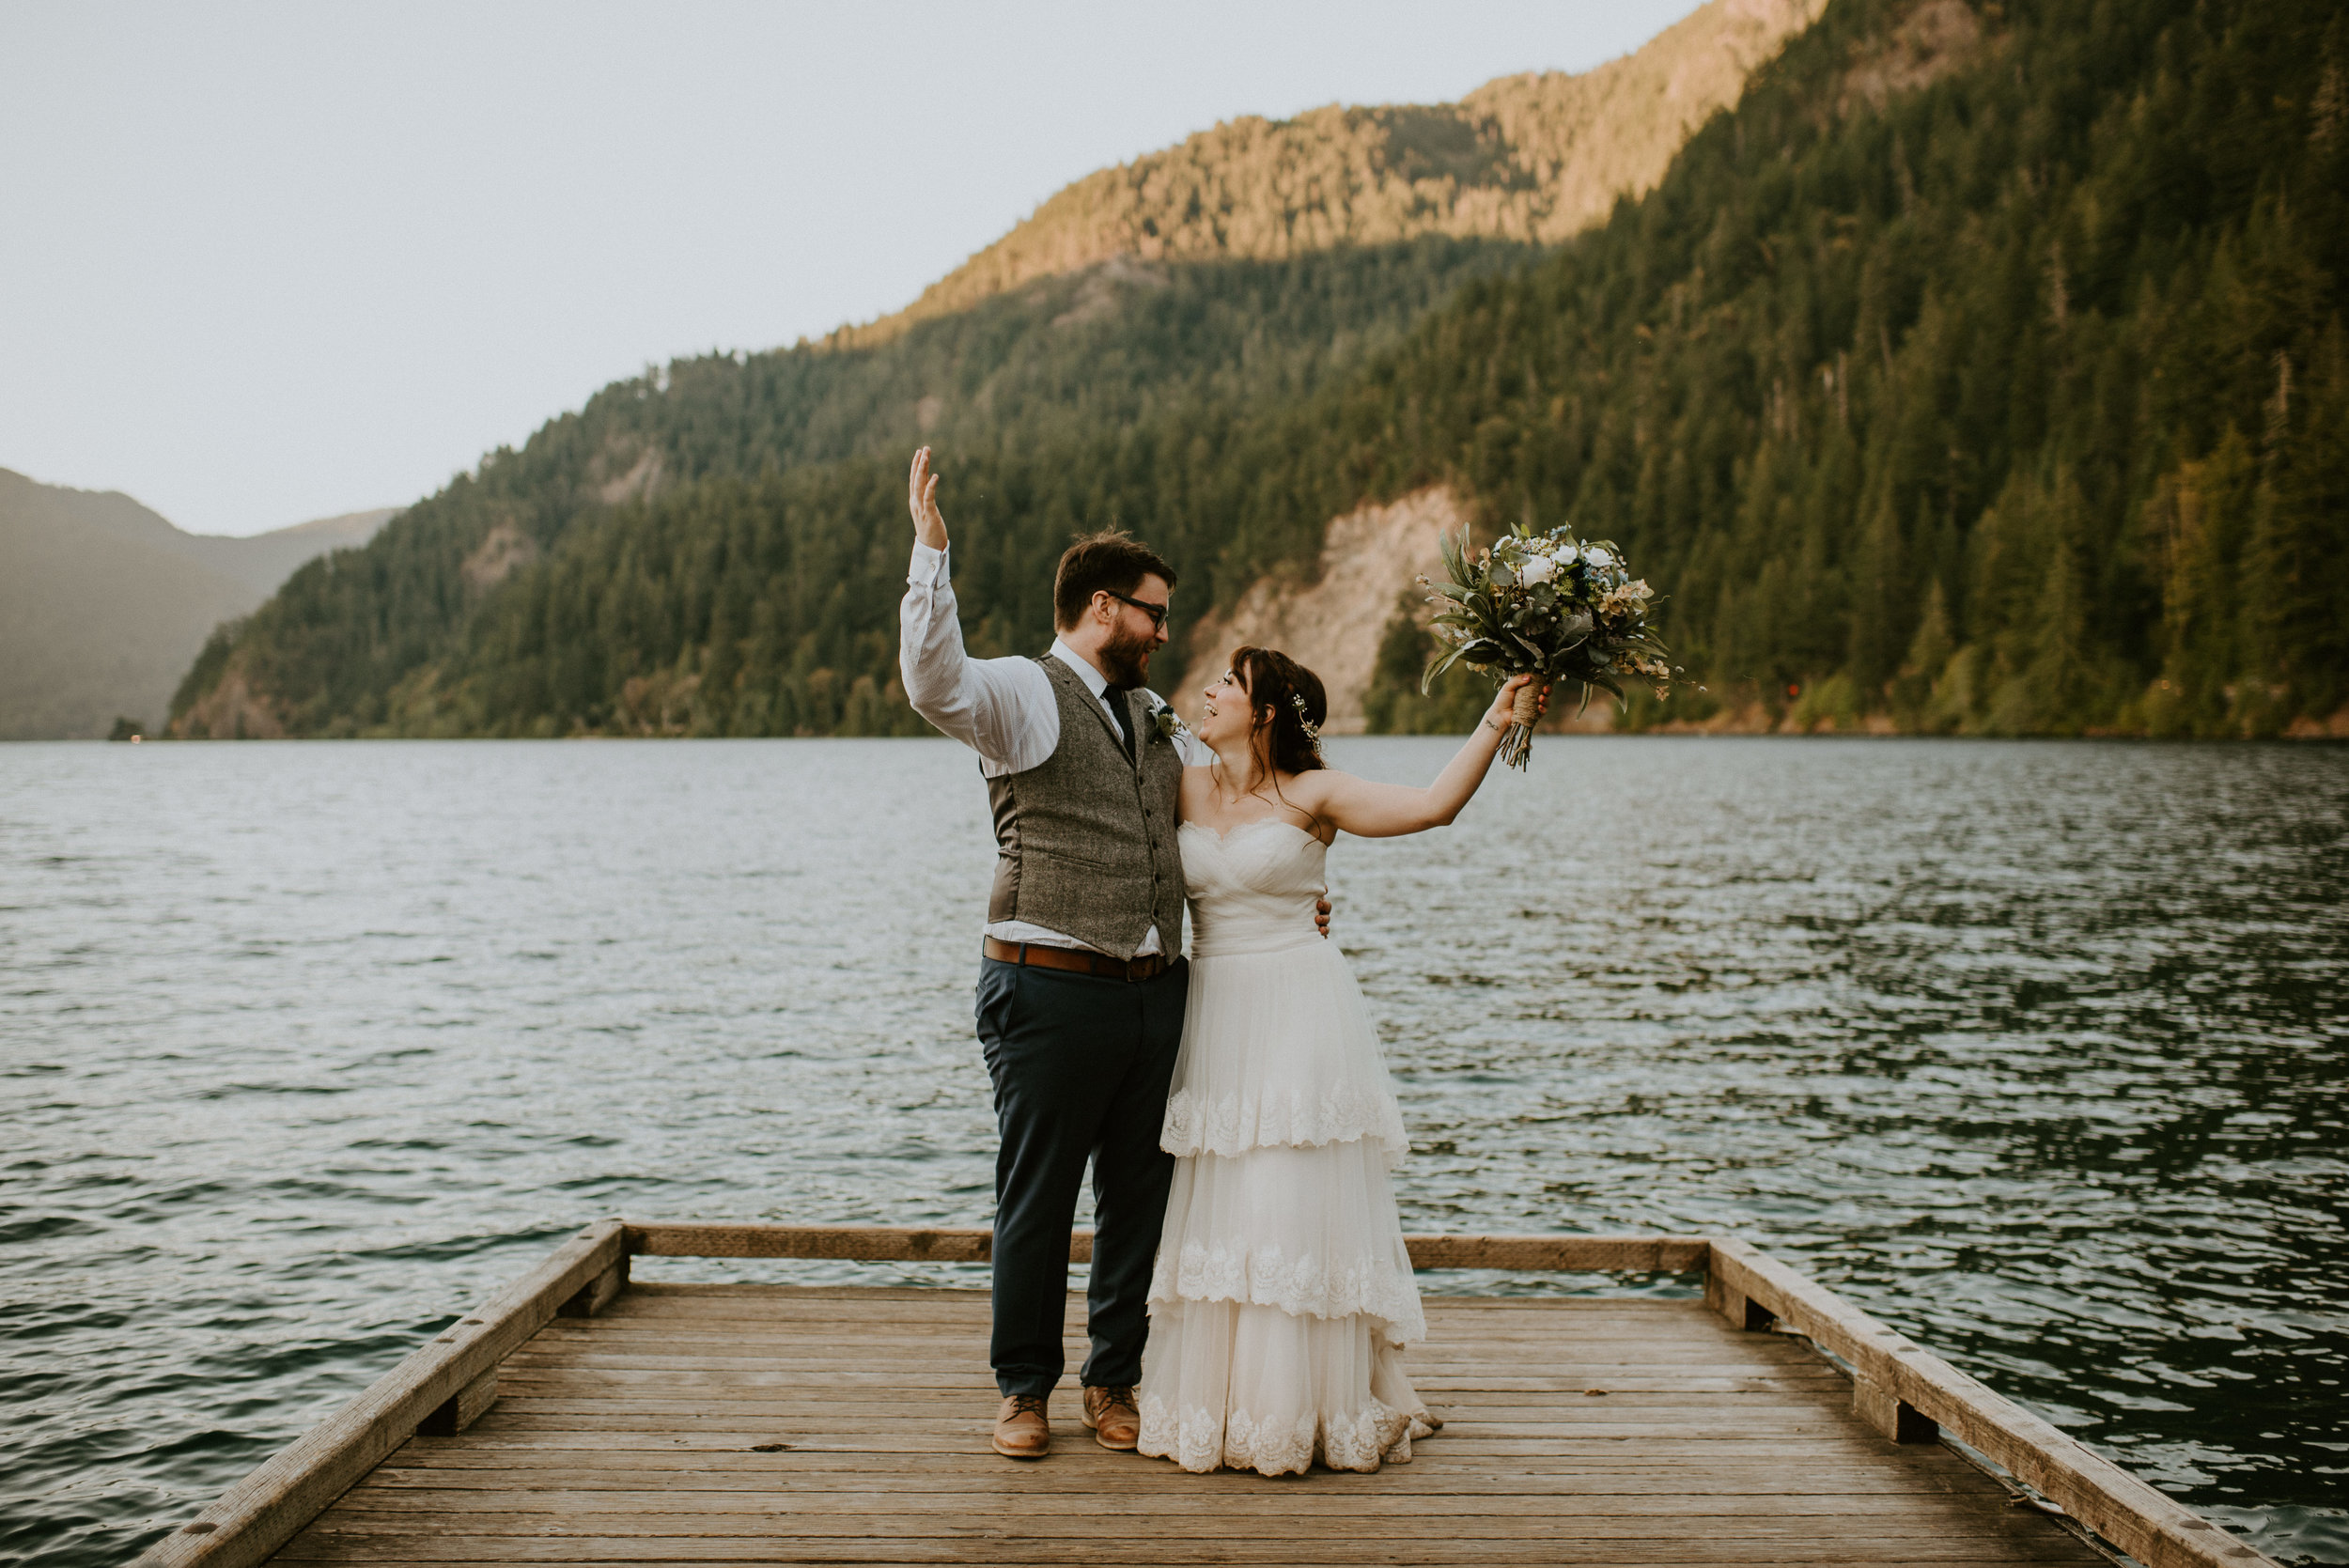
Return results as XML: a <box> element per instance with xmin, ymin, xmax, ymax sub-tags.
<box><xmin>132</xmin><ymin>1222</ymin><xmax>2279</xmax><ymax>1568</ymax></box>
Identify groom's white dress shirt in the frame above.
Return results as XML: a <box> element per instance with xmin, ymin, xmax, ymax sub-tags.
<box><xmin>900</xmin><ymin>541</ymin><xmax>1206</xmax><ymax>956</ymax></box>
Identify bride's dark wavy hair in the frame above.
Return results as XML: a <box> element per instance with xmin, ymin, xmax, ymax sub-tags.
<box><xmin>1232</xmin><ymin>646</ymin><xmax>1328</xmax><ymax>775</ymax></box>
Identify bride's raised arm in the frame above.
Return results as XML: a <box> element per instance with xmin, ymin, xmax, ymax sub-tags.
<box><xmin>1297</xmin><ymin>675</ymin><xmax>1546</xmax><ymax>838</ymax></box>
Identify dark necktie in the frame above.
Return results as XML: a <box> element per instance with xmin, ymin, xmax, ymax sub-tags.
<box><xmin>1105</xmin><ymin>686</ymin><xmax>1138</xmax><ymax>759</ymax></box>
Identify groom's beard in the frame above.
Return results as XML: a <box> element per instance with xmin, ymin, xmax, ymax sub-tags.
<box><xmin>1098</xmin><ymin>624</ymin><xmax>1156</xmax><ymax>690</ymax></box>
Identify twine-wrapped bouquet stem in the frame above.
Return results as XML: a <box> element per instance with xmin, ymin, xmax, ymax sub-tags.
<box><xmin>1498</xmin><ymin>677</ymin><xmax>1544</xmax><ymax>768</ymax></box>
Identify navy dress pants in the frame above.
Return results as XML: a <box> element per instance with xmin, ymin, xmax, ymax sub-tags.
<box><xmin>974</xmin><ymin>954</ymin><xmax>1188</xmax><ymax>1398</ymax></box>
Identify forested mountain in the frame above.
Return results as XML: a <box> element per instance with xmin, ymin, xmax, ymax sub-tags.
<box><xmin>173</xmin><ymin>0</ymin><xmax>2346</xmax><ymax>742</ymax></box>
<box><xmin>0</xmin><ymin>469</ymin><xmax>393</xmax><ymax>739</ymax></box>
<box><xmin>1349</xmin><ymin>0</ymin><xmax>2348</xmax><ymax>737</ymax></box>
<box><xmin>163</xmin><ymin>0</ymin><xmax>1793</xmax><ymax>741</ymax></box>
<box><xmin>847</xmin><ymin>0</ymin><xmax>1826</xmax><ymax>345</ymax></box>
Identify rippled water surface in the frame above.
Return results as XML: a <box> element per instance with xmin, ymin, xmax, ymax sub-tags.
<box><xmin>3</xmin><ymin>737</ymin><xmax>2344</xmax><ymax>1565</ymax></box>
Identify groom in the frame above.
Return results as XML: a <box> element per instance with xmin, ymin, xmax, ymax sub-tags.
<box><xmin>896</xmin><ymin>448</ymin><xmax>1322</xmax><ymax>1461</ymax></box>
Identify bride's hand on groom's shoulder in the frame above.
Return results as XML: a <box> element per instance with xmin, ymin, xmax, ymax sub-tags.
<box><xmin>909</xmin><ymin>447</ymin><xmax>947</xmax><ymax>550</ymax></box>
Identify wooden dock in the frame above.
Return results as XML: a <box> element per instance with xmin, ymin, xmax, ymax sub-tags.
<box><xmin>136</xmin><ymin>1224</ymin><xmax>2279</xmax><ymax>1568</ymax></box>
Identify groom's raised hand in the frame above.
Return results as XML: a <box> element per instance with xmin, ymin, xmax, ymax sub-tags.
<box><xmin>909</xmin><ymin>447</ymin><xmax>948</xmax><ymax>551</ymax></box>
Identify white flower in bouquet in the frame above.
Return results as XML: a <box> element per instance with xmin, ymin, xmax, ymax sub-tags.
<box><xmin>1519</xmin><ymin>554</ymin><xmax>1560</xmax><ymax>585</ymax></box>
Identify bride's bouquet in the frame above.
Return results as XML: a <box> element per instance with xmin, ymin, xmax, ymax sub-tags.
<box><xmin>1419</xmin><ymin>523</ymin><xmax>1675</xmax><ymax>768</ymax></box>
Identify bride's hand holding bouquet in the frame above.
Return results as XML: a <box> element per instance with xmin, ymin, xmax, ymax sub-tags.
<box><xmin>1476</xmin><ymin>675</ymin><xmax>1548</xmax><ymax>748</ymax></box>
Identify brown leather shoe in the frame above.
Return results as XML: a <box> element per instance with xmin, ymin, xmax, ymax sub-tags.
<box><xmin>993</xmin><ymin>1394</ymin><xmax>1050</xmax><ymax>1460</ymax></box>
<box><xmin>1081</xmin><ymin>1384</ymin><xmax>1140</xmax><ymax>1451</ymax></box>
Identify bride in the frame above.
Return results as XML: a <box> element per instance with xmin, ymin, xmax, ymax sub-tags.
<box><xmin>1136</xmin><ymin>646</ymin><xmax>1541</xmax><ymax>1476</ymax></box>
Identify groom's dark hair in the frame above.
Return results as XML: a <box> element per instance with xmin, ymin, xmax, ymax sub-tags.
<box><xmin>1053</xmin><ymin>531</ymin><xmax>1177</xmax><ymax>630</ymax></box>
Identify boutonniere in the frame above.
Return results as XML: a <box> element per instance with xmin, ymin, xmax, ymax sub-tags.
<box><xmin>1151</xmin><ymin>702</ymin><xmax>1191</xmax><ymax>746</ymax></box>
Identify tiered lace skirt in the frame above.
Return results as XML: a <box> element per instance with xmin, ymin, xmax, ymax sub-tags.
<box><xmin>1136</xmin><ymin>935</ymin><xmax>1431</xmax><ymax>1475</ymax></box>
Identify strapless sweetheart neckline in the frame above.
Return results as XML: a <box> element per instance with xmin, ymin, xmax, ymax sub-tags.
<box><xmin>1179</xmin><ymin>816</ymin><xmax>1318</xmax><ymax>846</ymax></box>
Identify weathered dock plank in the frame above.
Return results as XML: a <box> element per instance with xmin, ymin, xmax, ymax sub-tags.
<box><xmin>272</xmin><ymin>1283</ymin><xmax>2108</xmax><ymax>1568</ymax></box>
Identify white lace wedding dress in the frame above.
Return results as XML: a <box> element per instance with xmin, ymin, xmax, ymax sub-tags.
<box><xmin>1135</xmin><ymin>816</ymin><xmax>1432</xmax><ymax>1476</ymax></box>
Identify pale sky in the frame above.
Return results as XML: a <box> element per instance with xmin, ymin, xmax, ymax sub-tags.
<box><xmin>3</xmin><ymin>1</ymin><xmax>1705</xmax><ymax>537</ymax></box>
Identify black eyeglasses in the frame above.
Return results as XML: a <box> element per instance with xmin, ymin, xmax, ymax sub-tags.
<box><xmin>1107</xmin><ymin>590</ymin><xmax>1171</xmax><ymax>630</ymax></box>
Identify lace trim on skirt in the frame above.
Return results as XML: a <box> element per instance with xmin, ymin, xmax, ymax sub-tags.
<box><xmin>1148</xmin><ymin>1238</ymin><xmax>1427</xmax><ymax>1342</ymax></box>
<box><xmin>1137</xmin><ymin>1391</ymin><xmax>1427</xmax><ymax>1476</ymax></box>
<box><xmin>1161</xmin><ymin>1082</ymin><xmax>1408</xmax><ymax>1159</ymax></box>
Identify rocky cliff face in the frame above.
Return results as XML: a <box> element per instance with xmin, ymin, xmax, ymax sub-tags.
<box><xmin>1175</xmin><ymin>488</ymin><xmax>1465</xmax><ymax>734</ymax></box>
<box><xmin>1176</xmin><ymin>487</ymin><xmax>1634</xmax><ymax>738</ymax></box>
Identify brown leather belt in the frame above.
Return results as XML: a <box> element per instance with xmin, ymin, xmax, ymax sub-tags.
<box><xmin>983</xmin><ymin>937</ymin><xmax>1170</xmax><ymax>983</ymax></box>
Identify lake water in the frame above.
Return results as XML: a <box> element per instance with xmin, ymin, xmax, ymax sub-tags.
<box><xmin>2</xmin><ymin>737</ymin><xmax>2343</xmax><ymax>1566</ymax></box>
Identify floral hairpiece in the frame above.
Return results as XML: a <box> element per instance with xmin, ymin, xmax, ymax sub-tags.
<box><xmin>1289</xmin><ymin>691</ymin><xmax>1325</xmax><ymax>762</ymax></box>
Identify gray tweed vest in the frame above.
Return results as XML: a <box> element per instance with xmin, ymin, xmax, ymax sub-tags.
<box><xmin>986</xmin><ymin>656</ymin><xmax>1186</xmax><ymax>960</ymax></box>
